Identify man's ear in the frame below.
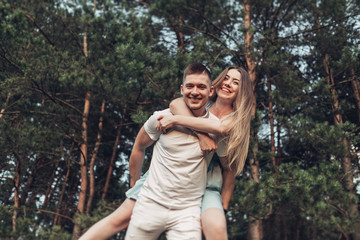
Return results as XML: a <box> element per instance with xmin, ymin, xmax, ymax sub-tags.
<box><xmin>209</xmin><ymin>86</ymin><xmax>214</xmax><ymax>97</ymax></box>
<box><xmin>180</xmin><ymin>85</ymin><xmax>184</xmax><ymax>95</ymax></box>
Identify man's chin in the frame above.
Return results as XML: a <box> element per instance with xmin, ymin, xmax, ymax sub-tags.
<box><xmin>187</xmin><ymin>104</ymin><xmax>204</xmax><ymax>110</ymax></box>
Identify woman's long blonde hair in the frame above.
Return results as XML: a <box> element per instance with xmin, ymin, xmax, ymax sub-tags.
<box><xmin>211</xmin><ymin>66</ymin><xmax>253</xmax><ymax>175</ymax></box>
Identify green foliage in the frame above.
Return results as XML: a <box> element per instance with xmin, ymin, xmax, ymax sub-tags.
<box><xmin>0</xmin><ymin>205</ymin><xmax>12</xmax><ymax>238</ymax></box>
<box><xmin>1</xmin><ymin>0</ymin><xmax>359</xmax><ymax>239</ymax></box>
<box><xmin>37</xmin><ymin>225</ymin><xmax>72</xmax><ymax>240</ymax></box>
<box><xmin>80</xmin><ymin>199</ymin><xmax>123</xmax><ymax>228</ymax></box>
<box><xmin>230</xmin><ymin>161</ymin><xmax>356</xmax><ymax>239</ymax></box>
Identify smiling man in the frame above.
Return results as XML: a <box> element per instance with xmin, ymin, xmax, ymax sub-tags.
<box><xmin>124</xmin><ymin>63</ymin><xmax>227</xmax><ymax>240</ymax></box>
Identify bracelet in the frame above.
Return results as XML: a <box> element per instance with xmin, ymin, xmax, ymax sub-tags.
<box><xmin>191</xmin><ymin>129</ymin><xmax>198</xmax><ymax>137</ymax></box>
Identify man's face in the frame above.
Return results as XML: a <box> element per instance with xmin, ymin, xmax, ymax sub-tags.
<box><xmin>180</xmin><ymin>73</ymin><xmax>214</xmax><ymax>116</ymax></box>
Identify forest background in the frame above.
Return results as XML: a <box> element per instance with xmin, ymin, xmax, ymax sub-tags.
<box><xmin>0</xmin><ymin>0</ymin><xmax>360</xmax><ymax>239</ymax></box>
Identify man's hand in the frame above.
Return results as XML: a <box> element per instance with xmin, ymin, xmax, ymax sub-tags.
<box><xmin>196</xmin><ymin>132</ymin><xmax>217</xmax><ymax>155</ymax></box>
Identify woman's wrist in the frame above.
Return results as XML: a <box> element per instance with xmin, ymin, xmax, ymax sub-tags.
<box><xmin>172</xmin><ymin>115</ymin><xmax>180</xmax><ymax>125</ymax></box>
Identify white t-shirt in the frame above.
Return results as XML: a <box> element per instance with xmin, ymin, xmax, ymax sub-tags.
<box><xmin>139</xmin><ymin>108</ymin><xmax>227</xmax><ymax>209</ymax></box>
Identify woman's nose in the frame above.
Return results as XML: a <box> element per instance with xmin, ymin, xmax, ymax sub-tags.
<box><xmin>223</xmin><ymin>79</ymin><xmax>231</xmax><ymax>87</ymax></box>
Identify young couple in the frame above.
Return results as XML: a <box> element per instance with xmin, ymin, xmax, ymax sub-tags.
<box><xmin>79</xmin><ymin>63</ymin><xmax>253</xmax><ymax>239</ymax></box>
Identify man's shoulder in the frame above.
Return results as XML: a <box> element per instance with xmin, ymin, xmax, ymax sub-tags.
<box><xmin>144</xmin><ymin>109</ymin><xmax>171</xmax><ymax>141</ymax></box>
<box><xmin>152</xmin><ymin>108</ymin><xmax>171</xmax><ymax>116</ymax></box>
<box><xmin>154</xmin><ymin>108</ymin><xmax>171</xmax><ymax>115</ymax></box>
<box><xmin>145</xmin><ymin>108</ymin><xmax>171</xmax><ymax>128</ymax></box>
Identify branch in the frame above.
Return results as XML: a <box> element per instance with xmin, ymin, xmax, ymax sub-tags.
<box><xmin>0</xmin><ymin>176</ymin><xmax>15</xmax><ymax>182</ymax></box>
<box><xmin>27</xmin><ymin>208</ymin><xmax>73</xmax><ymax>222</ymax></box>
<box><xmin>23</xmin><ymin>14</ymin><xmax>58</xmax><ymax>51</ymax></box>
<box><xmin>183</xmin><ymin>24</ymin><xmax>245</xmax><ymax>66</ymax></box>
<box><xmin>135</xmin><ymin>1</ymin><xmax>151</xmax><ymax>7</ymax></box>
<box><xmin>0</xmin><ymin>46</ymin><xmax>24</xmax><ymax>75</ymax></box>
<box><xmin>187</xmin><ymin>7</ymin><xmax>241</xmax><ymax>49</ymax></box>
<box><xmin>276</xmin><ymin>0</ymin><xmax>298</xmax><ymax>29</ymax></box>
<box><xmin>116</xmin><ymin>122</ymin><xmax>138</xmax><ymax>128</ymax></box>
<box><xmin>280</xmin><ymin>13</ymin><xmax>359</xmax><ymax>40</ymax></box>
<box><xmin>185</xmin><ymin>7</ymin><xmax>247</xmax><ymax>66</ymax></box>
<box><xmin>136</xmin><ymin>101</ymin><xmax>153</xmax><ymax>105</ymax></box>
<box><xmin>59</xmin><ymin>17</ymin><xmax>86</xmax><ymax>56</ymax></box>
<box><xmin>29</xmin><ymin>85</ymin><xmax>83</xmax><ymax>115</ymax></box>
<box><xmin>3</xmin><ymin>1</ymin><xmax>58</xmax><ymax>50</ymax></box>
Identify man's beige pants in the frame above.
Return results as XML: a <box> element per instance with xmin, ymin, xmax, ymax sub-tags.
<box><xmin>125</xmin><ymin>195</ymin><xmax>201</xmax><ymax>240</ymax></box>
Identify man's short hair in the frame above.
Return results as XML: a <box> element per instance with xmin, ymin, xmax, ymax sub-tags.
<box><xmin>183</xmin><ymin>63</ymin><xmax>211</xmax><ymax>84</ymax></box>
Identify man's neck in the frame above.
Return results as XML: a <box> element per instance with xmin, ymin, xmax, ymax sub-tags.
<box><xmin>191</xmin><ymin>108</ymin><xmax>207</xmax><ymax>117</ymax></box>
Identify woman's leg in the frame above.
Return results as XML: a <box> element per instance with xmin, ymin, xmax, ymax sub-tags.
<box><xmin>79</xmin><ymin>198</ymin><xmax>136</xmax><ymax>240</ymax></box>
<box><xmin>201</xmin><ymin>208</ymin><xmax>227</xmax><ymax>240</ymax></box>
<box><xmin>200</xmin><ymin>188</ymin><xmax>228</xmax><ymax>240</ymax></box>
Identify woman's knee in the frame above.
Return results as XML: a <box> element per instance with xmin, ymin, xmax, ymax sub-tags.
<box><xmin>108</xmin><ymin>199</ymin><xmax>136</xmax><ymax>228</ymax></box>
<box><xmin>201</xmin><ymin>208</ymin><xmax>227</xmax><ymax>240</ymax></box>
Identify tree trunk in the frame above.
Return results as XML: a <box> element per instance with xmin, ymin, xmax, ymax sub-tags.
<box><xmin>350</xmin><ymin>68</ymin><xmax>360</xmax><ymax>122</ymax></box>
<box><xmin>43</xmin><ymin>140</ymin><xmax>63</xmax><ymax>208</ymax></box>
<box><xmin>312</xmin><ymin>224</ymin><xmax>317</xmax><ymax>240</ymax></box>
<box><xmin>323</xmin><ymin>54</ymin><xmax>360</xmax><ymax>240</ymax></box>
<box><xmin>72</xmin><ymin>91</ymin><xmax>90</xmax><ymax>239</ymax></box>
<box><xmin>42</xmin><ymin>163</ymin><xmax>59</xmax><ymax>208</ymax></box>
<box><xmin>295</xmin><ymin>220</ymin><xmax>301</xmax><ymax>240</ymax></box>
<box><xmin>53</xmin><ymin>143</ymin><xmax>73</xmax><ymax>226</ymax></box>
<box><xmin>171</xmin><ymin>15</ymin><xmax>185</xmax><ymax>54</ymax></box>
<box><xmin>0</xmin><ymin>92</ymin><xmax>11</xmax><ymax>119</ymax></box>
<box><xmin>243</xmin><ymin>0</ymin><xmax>263</xmax><ymax>239</ymax></box>
<box><xmin>276</xmin><ymin>123</ymin><xmax>282</xmax><ymax>165</ymax></box>
<box><xmin>86</xmin><ymin>99</ymin><xmax>105</xmax><ymax>214</ymax></box>
<box><xmin>247</xmin><ymin>217</ymin><xmax>262</xmax><ymax>240</ymax></box>
<box><xmin>102</xmin><ymin>105</ymin><xmax>127</xmax><ymax>199</ymax></box>
<box><xmin>72</xmin><ymin>1</ymin><xmax>91</xmax><ymax>235</ymax></box>
<box><xmin>12</xmin><ymin>154</ymin><xmax>22</xmax><ymax>238</ymax></box>
<box><xmin>46</xmin><ymin>169</ymin><xmax>62</xmax><ymax>210</ymax></box>
<box><xmin>20</xmin><ymin>169</ymin><xmax>34</xmax><ymax>206</ymax></box>
<box><xmin>267</xmin><ymin>71</ymin><xmax>276</xmax><ymax>166</ymax></box>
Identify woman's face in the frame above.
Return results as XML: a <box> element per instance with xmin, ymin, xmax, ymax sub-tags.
<box><xmin>216</xmin><ymin>69</ymin><xmax>240</xmax><ymax>103</ymax></box>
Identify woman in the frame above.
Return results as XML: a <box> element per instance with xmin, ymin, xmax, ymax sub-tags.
<box><xmin>79</xmin><ymin>66</ymin><xmax>253</xmax><ymax>240</ymax></box>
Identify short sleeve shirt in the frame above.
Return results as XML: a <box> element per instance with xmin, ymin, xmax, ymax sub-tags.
<box><xmin>139</xmin><ymin>108</ymin><xmax>226</xmax><ymax>209</ymax></box>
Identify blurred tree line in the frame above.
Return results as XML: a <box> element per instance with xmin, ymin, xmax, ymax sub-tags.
<box><xmin>0</xmin><ymin>0</ymin><xmax>359</xmax><ymax>239</ymax></box>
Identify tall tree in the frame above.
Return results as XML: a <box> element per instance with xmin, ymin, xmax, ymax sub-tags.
<box><xmin>242</xmin><ymin>0</ymin><xmax>263</xmax><ymax>238</ymax></box>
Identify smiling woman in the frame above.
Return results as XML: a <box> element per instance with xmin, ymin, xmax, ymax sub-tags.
<box><xmin>216</xmin><ymin>69</ymin><xmax>241</xmax><ymax>105</ymax></box>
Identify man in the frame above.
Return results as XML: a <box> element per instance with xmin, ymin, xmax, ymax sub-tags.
<box><xmin>124</xmin><ymin>63</ymin><xmax>227</xmax><ymax>240</ymax></box>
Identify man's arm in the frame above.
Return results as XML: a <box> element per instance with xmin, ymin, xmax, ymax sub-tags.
<box><xmin>169</xmin><ymin>97</ymin><xmax>192</xmax><ymax>116</ymax></box>
<box><xmin>129</xmin><ymin>126</ymin><xmax>155</xmax><ymax>187</ymax></box>
<box><xmin>219</xmin><ymin>157</ymin><xmax>236</xmax><ymax>212</ymax></box>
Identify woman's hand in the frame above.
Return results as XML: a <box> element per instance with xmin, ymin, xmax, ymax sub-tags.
<box><xmin>156</xmin><ymin>115</ymin><xmax>177</xmax><ymax>133</ymax></box>
<box><xmin>196</xmin><ymin>132</ymin><xmax>218</xmax><ymax>155</ymax></box>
